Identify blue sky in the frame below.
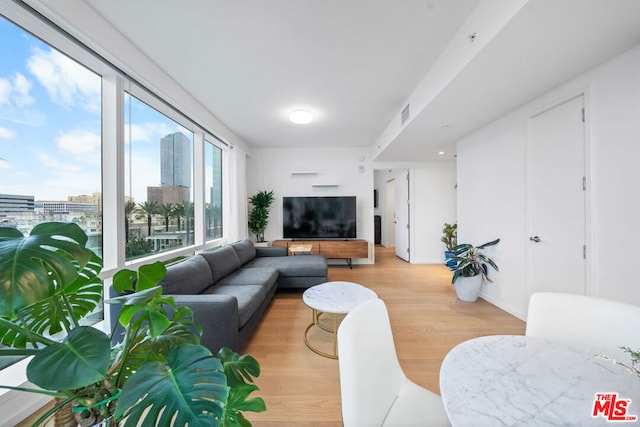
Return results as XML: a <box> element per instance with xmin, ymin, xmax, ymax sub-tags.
<box><xmin>0</xmin><ymin>16</ymin><xmax>191</xmax><ymax>203</ymax></box>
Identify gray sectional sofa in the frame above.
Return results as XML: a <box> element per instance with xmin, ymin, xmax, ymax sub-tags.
<box><xmin>111</xmin><ymin>239</ymin><xmax>327</xmax><ymax>353</ymax></box>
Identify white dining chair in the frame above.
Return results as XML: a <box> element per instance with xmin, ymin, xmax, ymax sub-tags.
<box><xmin>337</xmin><ymin>298</ymin><xmax>450</xmax><ymax>427</ymax></box>
<box><xmin>526</xmin><ymin>292</ymin><xmax>640</xmax><ymax>361</ymax></box>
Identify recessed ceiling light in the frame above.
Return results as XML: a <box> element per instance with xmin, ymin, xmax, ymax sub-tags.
<box><xmin>438</xmin><ymin>151</ymin><xmax>445</xmax><ymax>156</ymax></box>
<box><xmin>289</xmin><ymin>110</ymin><xmax>313</xmax><ymax>124</ymax></box>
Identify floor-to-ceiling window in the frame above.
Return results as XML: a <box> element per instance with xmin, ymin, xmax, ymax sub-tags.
<box><xmin>0</xmin><ymin>3</ymin><xmax>228</xmax><ymax>377</ymax></box>
<box><xmin>124</xmin><ymin>93</ymin><xmax>195</xmax><ymax>260</ymax></box>
<box><xmin>0</xmin><ymin>14</ymin><xmax>103</xmax><ymax>370</ymax></box>
<box><xmin>205</xmin><ymin>139</ymin><xmax>223</xmax><ymax>240</ymax></box>
<box><xmin>0</xmin><ymin>15</ymin><xmax>102</xmax><ymax>246</ymax></box>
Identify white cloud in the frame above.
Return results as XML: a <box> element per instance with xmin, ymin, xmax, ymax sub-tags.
<box><xmin>0</xmin><ymin>126</ymin><xmax>15</xmax><ymax>139</ymax></box>
<box><xmin>0</xmin><ymin>72</ymin><xmax>42</xmax><ymax>126</ymax></box>
<box><xmin>12</xmin><ymin>73</ymin><xmax>35</xmax><ymax>107</ymax></box>
<box><xmin>27</xmin><ymin>47</ymin><xmax>100</xmax><ymax>111</ymax></box>
<box><xmin>0</xmin><ymin>78</ymin><xmax>11</xmax><ymax>107</ymax></box>
<box><xmin>35</xmin><ymin>150</ymin><xmax>83</xmax><ymax>172</ymax></box>
<box><xmin>41</xmin><ymin>169</ymin><xmax>101</xmax><ymax>200</ymax></box>
<box><xmin>125</xmin><ymin>122</ymin><xmax>175</xmax><ymax>143</ymax></box>
<box><xmin>0</xmin><ymin>157</ymin><xmax>10</xmax><ymax>169</ymax></box>
<box><xmin>127</xmin><ymin>150</ymin><xmax>161</xmax><ymax>203</ymax></box>
<box><xmin>56</xmin><ymin>129</ymin><xmax>100</xmax><ymax>155</ymax></box>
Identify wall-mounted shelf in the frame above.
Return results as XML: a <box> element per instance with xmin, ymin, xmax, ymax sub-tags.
<box><xmin>290</xmin><ymin>171</ymin><xmax>318</xmax><ymax>176</ymax></box>
<box><xmin>311</xmin><ymin>184</ymin><xmax>339</xmax><ymax>188</ymax></box>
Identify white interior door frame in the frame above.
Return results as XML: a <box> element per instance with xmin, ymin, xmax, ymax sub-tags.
<box><xmin>394</xmin><ymin>169</ymin><xmax>410</xmax><ymax>262</ymax></box>
<box><xmin>525</xmin><ymin>91</ymin><xmax>593</xmax><ymax>299</ymax></box>
<box><xmin>384</xmin><ymin>178</ymin><xmax>395</xmax><ymax>248</ymax></box>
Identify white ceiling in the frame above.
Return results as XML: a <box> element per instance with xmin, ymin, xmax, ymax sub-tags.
<box><xmin>84</xmin><ymin>0</ymin><xmax>640</xmax><ymax>161</ymax></box>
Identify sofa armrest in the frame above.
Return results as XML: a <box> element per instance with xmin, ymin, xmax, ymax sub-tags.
<box><xmin>256</xmin><ymin>246</ymin><xmax>287</xmax><ymax>257</ymax></box>
<box><xmin>172</xmin><ymin>294</ymin><xmax>240</xmax><ymax>353</ymax></box>
<box><xmin>108</xmin><ymin>287</ymin><xmax>240</xmax><ymax>354</ymax></box>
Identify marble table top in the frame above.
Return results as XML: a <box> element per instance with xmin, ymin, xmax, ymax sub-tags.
<box><xmin>440</xmin><ymin>335</ymin><xmax>640</xmax><ymax>426</ymax></box>
<box><xmin>302</xmin><ymin>281</ymin><xmax>377</xmax><ymax>313</ymax></box>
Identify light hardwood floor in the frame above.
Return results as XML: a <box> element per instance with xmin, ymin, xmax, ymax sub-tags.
<box><xmin>18</xmin><ymin>246</ymin><xmax>525</xmax><ymax>426</ymax></box>
<box><xmin>244</xmin><ymin>246</ymin><xmax>525</xmax><ymax>427</ymax></box>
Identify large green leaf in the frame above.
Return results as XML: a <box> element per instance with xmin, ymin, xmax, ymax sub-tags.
<box><xmin>27</xmin><ymin>326</ymin><xmax>110</xmax><ymax>390</ymax></box>
<box><xmin>217</xmin><ymin>347</ymin><xmax>265</xmax><ymax>426</ymax></box>
<box><xmin>218</xmin><ymin>347</ymin><xmax>261</xmax><ymax>387</ymax></box>
<box><xmin>106</xmin><ymin>286</ymin><xmax>174</xmax><ymax>335</ymax></box>
<box><xmin>112</xmin><ymin>261</ymin><xmax>166</xmax><ymax>294</ymax></box>
<box><xmin>221</xmin><ymin>384</ymin><xmax>266</xmax><ymax>427</ymax></box>
<box><xmin>114</xmin><ymin>344</ymin><xmax>228</xmax><ymax>427</ymax></box>
<box><xmin>0</xmin><ymin>222</ymin><xmax>96</xmax><ymax>317</ymax></box>
<box><xmin>0</xmin><ymin>251</ymin><xmax>104</xmax><ymax>348</ymax></box>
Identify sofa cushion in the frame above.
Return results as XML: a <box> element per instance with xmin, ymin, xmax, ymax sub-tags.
<box><xmin>202</xmin><ymin>284</ymin><xmax>266</xmax><ymax>328</ymax></box>
<box><xmin>230</xmin><ymin>239</ymin><xmax>256</xmax><ymax>265</ymax></box>
<box><xmin>215</xmin><ymin>267</ymin><xmax>278</xmax><ymax>293</ymax></box>
<box><xmin>160</xmin><ymin>255</ymin><xmax>213</xmax><ymax>295</ymax></box>
<box><xmin>201</xmin><ymin>245</ymin><xmax>242</xmax><ymax>283</ymax></box>
<box><xmin>245</xmin><ymin>254</ymin><xmax>328</xmax><ymax>277</ymax></box>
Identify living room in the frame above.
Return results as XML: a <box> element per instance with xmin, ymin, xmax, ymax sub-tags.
<box><xmin>2</xmin><ymin>0</ymin><xmax>640</xmax><ymax>425</ymax></box>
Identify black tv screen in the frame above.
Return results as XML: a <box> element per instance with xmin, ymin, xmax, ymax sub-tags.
<box><xmin>283</xmin><ymin>196</ymin><xmax>357</xmax><ymax>239</ymax></box>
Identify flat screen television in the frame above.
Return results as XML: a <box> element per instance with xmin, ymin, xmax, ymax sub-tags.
<box><xmin>283</xmin><ymin>196</ymin><xmax>356</xmax><ymax>239</ymax></box>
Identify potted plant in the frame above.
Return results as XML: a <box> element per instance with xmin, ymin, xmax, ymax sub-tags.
<box><xmin>0</xmin><ymin>222</ymin><xmax>265</xmax><ymax>426</ymax></box>
<box><xmin>441</xmin><ymin>223</ymin><xmax>457</xmax><ymax>268</ymax></box>
<box><xmin>248</xmin><ymin>190</ymin><xmax>274</xmax><ymax>243</ymax></box>
<box><xmin>450</xmin><ymin>238</ymin><xmax>500</xmax><ymax>302</ymax></box>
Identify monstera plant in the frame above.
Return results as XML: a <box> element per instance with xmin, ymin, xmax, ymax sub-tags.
<box><xmin>0</xmin><ymin>222</ymin><xmax>265</xmax><ymax>426</ymax></box>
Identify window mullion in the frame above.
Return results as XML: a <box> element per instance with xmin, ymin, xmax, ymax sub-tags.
<box><xmin>193</xmin><ymin>130</ymin><xmax>205</xmax><ymax>248</ymax></box>
<box><xmin>101</xmin><ymin>75</ymin><xmax>126</xmax><ymax>273</ymax></box>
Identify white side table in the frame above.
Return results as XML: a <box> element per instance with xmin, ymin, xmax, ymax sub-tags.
<box><xmin>302</xmin><ymin>281</ymin><xmax>377</xmax><ymax>359</ymax></box>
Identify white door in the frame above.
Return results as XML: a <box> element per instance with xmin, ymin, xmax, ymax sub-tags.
<box><xmin>395</xmin><ymin>170</ymin><xmax>410</xmax><ymax>262</ymax></box>
<box><xmin>528</xmin><ymin>95</ymin><xmax>586</xmax><ymax>295</ymax></box>
<box><xmin>385</xmin><ymin>179</ymin><xmax>395</xmax><ymax>248</ymax></box>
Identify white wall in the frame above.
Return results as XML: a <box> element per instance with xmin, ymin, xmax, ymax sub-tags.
<box><xmin>373</xmin><ymin>162</ymin><xmax>457</xmax><ymax>263</ymax></box>
<box><xmin>412</xmin><ymin>161</ymin><xmax>457</xmax><ymax>263</ymax></box>
<box><xmin>246</xmin><ymin>147</ymin><xmax>374</xmax><ymax>264</ymax></box>
<box><xmin>457</xmin><ymin>43</ymin><xmax>640</xmax><ymax>319</ymax></box>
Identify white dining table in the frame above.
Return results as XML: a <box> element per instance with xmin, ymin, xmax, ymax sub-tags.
<box><xmin>440</xmin><ymin>335</ymin><xmax>640</xmax><ymax>426</ymax></box>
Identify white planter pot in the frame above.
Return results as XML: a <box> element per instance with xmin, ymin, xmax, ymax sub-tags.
<box><xmin>454</xmin><ymin>275</ymin><xmax>483</xmax><ymax>302</ymax></box>
<box><xmin>254</xmin><ymin>241</ymin><xmax>270</xmax><ymax>247</ymax></box>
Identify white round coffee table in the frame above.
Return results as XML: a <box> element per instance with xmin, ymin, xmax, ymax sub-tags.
<box><xmin>302</xmin><ymin>281</ymin><xmax>378</xmax><ymax>359</ymax></box>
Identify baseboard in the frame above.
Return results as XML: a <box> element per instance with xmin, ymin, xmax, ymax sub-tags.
<box><xmin>480</xmin><ymin>293</ymin><xmax>526</xmax><ymax>321</ymax></box>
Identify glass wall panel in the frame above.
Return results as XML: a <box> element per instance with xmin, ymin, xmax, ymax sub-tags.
<box><xmin>124</xmin><ymin>93</ymin><xmax>194</xmax><ymax>260</ymax></box>
<box><xmin>0</xmin><ymin>15</ymin><xmax>102</xmax><ymax>368</ymax></box>
<box><xmin>205</xmin><ymin>140</ymin><xmax>223</xmax><ymax>240</ymax></box>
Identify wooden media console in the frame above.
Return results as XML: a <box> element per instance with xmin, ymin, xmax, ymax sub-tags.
<box><xmin>272</xmin><ymin>239</ymin><xmax>368</xmax><ymax>268</ymax></box>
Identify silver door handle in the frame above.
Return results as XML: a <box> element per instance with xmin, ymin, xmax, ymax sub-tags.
<box><xmin>529</xmin><ymin>236</ymin><xmax>541</xmax><ymax>243</ymax></box>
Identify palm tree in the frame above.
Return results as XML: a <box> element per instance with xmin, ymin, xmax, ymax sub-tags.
<box><xmin>124</xmin><ymin>200</ymin><xmax>137</xmax><ymax>242</ymax></box>
<box><xmin>181</xmin><ymin>201</ymin><xmax>195</xmax><ymax>244</ymax></box>
<box><xmin>137</xmin><ymin>201</ymin><xmax>160</xmax><ymax>237</ymax></box>
<box><xmin>159</xmin><ymin>203</ymin><xmax>174</xmax><ymax>232</ymax></box>
<box><xmin>206</xmin><ymin>203</ymin><xmax>222</xmax><ymax>239</ymax></box>
<box><xmin>171</xmin><ymin>203</ymin><xmax>184</xmax><ymax>231</ymax></box>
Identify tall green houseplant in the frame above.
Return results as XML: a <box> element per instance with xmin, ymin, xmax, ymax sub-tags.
<box><xmin>248</xmin><ymin>190</ymin><xmax>274</xmax><ymax>243</ymax></box>
<box><xmin>0</xmin><ymin>222</ymin><xmax>265</xmax><ymax>426</ymax></box>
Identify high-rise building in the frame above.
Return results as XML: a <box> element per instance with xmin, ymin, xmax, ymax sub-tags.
<box><xmin>161</xmin><ymin>132</ymin><xmax>191</xmax><ymax>188</ymax></box>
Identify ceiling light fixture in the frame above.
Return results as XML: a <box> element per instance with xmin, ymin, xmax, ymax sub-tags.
<box><xmin>289</xmin><ymin>109</ymin><xmax>313</xmax><ymax>124</ymax></box>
